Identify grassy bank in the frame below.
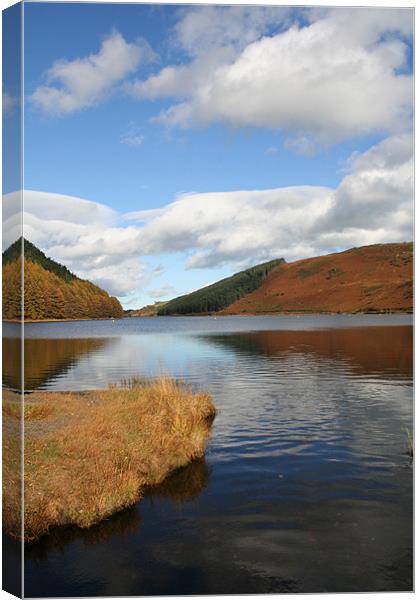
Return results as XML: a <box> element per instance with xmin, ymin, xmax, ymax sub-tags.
<box><xmin>3</xmin><ymin>379</ymin><xmax>216</xmax><ymax>542</ymax></box>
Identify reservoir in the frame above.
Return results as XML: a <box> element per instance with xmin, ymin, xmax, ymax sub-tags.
<box><xmin>3</xmin><ymin>314</ymin><xmax>413</xmax><ymax>595</ymax></box>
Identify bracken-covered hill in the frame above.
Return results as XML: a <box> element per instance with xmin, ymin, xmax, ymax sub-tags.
<box><xmin>3</xmin><ymin>238</ymin><xmax>123</xmax><ymax>321</ymax></box>
<box><xmin>221</xmin><ymin>242</ymin><xmax>413</xmax><ymax>315</ymax></box>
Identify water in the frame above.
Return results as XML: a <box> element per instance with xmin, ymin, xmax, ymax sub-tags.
<box><xmin>3</xmin><ymin>315</ymin><xmax>413</xmax><ymax>595</ymax></box>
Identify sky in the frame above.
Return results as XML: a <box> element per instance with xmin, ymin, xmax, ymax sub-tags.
<box><xmin>3</xmin><ymin>2</ymin><xmax>414</xmax><ymax>308</ymax></box>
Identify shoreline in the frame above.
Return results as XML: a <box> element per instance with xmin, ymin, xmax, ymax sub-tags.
<box><xmin>130</xmin><ymin>309</ymin><xmax>413</xmax><ymax>318</ymax></box>
<box><xmin>3</xmin><ymin>309</ymin><xmax>413</xmax><ymax>324</ymax></box>
<box><xmin>3</xmin><ymin>316</ymin><xmax>122</xmax><ymax>323</ymax></box>
<box><xmin>3</xmin><ymin>379</ymin><xmax>216</xmax><ymax>542</ymax></box>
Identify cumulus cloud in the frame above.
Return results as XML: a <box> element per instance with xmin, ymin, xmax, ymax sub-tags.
<box><xmin>126</xmin><ymin>186</ymin><xmax>333</xmax><ymax>268</ymax></box>
<box><xmin>2</xmin><ymin>191</ymin><xmax>149</xmax><ymax>297</ymax></box>
<box><xmin>125</xmin><ymin>132</ymin><xmax>413</xmax><ymax>267</ymax></box>
<box><xmin>2</xmin><ymin>134</ymin><xmax>413</xmax><ymax>298</ymax></box>
<box><xmin>129</xmin><ymin>7</ymin><xmax>412</xmax><ymax>145</ymax></box>
<box><xmin>30</xmin><ymin>32</ymin><xmax>150</xmax><ymax>115</ymax></box>
<box><xmin>126</xmin><ymin>46</ymin><xmax>234</xmax><ymax>101</ymax></box>
<box><xmin>316</xmin><ymin>133</ymin><xmax>413</xmax><ymax>235</ymax></box>
<box><xmin>77</xmin><ymin>258</ymin><xmax>147</xmax><ymax>297</ymax></box>
<box><xmin>173</xmin><ymin>5</ymin><xmax>292</xmax><ymax>57</ymax></box>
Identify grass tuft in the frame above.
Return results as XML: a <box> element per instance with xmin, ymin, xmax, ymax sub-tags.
<box><xmin>3</xmin><ymin>378</ymin><xmax>216</xmax><ymax>541</ymax></box>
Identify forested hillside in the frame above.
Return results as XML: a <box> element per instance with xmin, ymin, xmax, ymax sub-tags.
<box><xmin>3</xmin><ymin>238</ymin><xmax>123</xmax><ymax>321</ymax></box>
<box><xmin>4</xmin><ymin>238</ymin><xmax>76</xmax><ymax>281</ymax></box>
<box><xmin>158</xmin><ymin>258</ymin><xmax>285</xmax><ymax>315</ymax></box>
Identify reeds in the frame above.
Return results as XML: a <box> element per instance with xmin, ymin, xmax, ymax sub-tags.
<box><xmin>3</xmin><ymin>378</ymin><xmax>216</xmax><ymax>541</ymax></box>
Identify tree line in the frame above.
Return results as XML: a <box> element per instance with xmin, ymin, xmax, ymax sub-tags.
<box><xmin>4</xmin><ymin>237</ymin><xmax>77</xmax><ymax>282</ymax></box>
<box><xmin>158</xmin><ymin>258</ymin><xmax>285</xmax><ymax>315</ymax></box>
<box><xmin>3</xmin><ymin>240</ymin><xmax>123</xmax><ymax>321</ymax></box>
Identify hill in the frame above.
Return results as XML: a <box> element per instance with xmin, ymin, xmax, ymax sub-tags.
<box><xmin>3</xmin><ymin>238</ymin><xmax>123</xmax><ymax>321</ymax></box>
<box><xmin>157</xmin><ymin>258</ymin><xmax>285</xmax><ymax>315</ymax></box>
<box><xmin>3</xmin><ymin>238</ymin><xmax>76</xmax><ymax>282</ymax></box>
<box><xmin>125</xmin><ymin>301</ymin><xmax>168</xmax><ymax>317</ymax></box>
<box><xmin>220</xmin><ymin>242</ymin><xmax>413</xmax><ymax>315</ymax></box>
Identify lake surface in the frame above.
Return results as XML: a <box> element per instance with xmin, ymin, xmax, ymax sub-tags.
<box><xmin>3</xmin><ymin>315</ymin><xmax>413</xmax><ymax>595</ymax></box>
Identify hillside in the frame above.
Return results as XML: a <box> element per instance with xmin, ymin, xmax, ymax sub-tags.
<box><xmin>125</xmin><ymin>301</ymin><xmax>168</xmax><ymax>317</ymax></box>
<box><xmin>158</xmin><ymin>258</ymin><xmax>285</xmax><ymax>315</ymax></box>
<box><xmin>221</xmin><ymin>242</ymin><xmax>413</xmax><ymax>315</ymax></box>
<box><xmin>3</xmin><ymin>238</ymin><xmax>123</xmax><ymax>321</ymax></box>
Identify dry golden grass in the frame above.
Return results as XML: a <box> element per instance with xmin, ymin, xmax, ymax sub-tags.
<box><xmin>3</xmin><ymin>378</ymin><xmax>216</xmax><ymax>542</ymax></box>
<box><xmin>3</xmin><ymin>400</ymin><xmax>54</xmax><ymax>420</ymax></box>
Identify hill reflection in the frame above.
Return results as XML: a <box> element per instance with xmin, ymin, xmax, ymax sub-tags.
<box><xmin>3</xmin><ymin>337</ymin><xmax>111</xmax><ymax>390</ymax></box>
<box><xmin>200</xmin><ymin>326</ymin><xmax>412</xmax><ymax>379</ymax></box>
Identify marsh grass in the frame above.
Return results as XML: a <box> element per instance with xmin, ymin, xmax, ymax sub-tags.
<box><xmin>3</xmin><ymin>378</ymin><xmax>216</xmax><ymax>541</ymax></box>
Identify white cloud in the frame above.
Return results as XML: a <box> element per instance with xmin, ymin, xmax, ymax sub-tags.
<box><xmin>125</xmin><ymin>132</ymin><xmax>413</xmax><ymax>267</ymax></box>
<box><xmin>173</xmin><ymin>5</ymin><xmax>292</xmax><ymax>57</ymax></box>
<box><xmin>2</xmin><ymin>191</ymin><xmax>149</xmax><ymax>297</ymax></box>
<box><xmin>284</xmin><ymin>136</ymin><xmax>316</xmax><ymax>156</ymax></box>
<box><xmin>146</xmin><ymin>284</ymin><xmax>178</xmax><ymax>300</ymax></box>
<box><xmin>126</xmin><ymin>186</ymin><xmax>334</xmax><ymax>268</ymax></box>
<box><xmin>120</xmin><ymin>133</ymin><xmax>145</xmax><ymax>147</ymax></box>
<box><xmin>316</xmin><ymin>133</ymin><xmax>413</xmax><ymax>235</ymax></box>
<box><xmin>120</xmin><ymin>123</ymin><xmax>145</xmax><ymax>146</ymax></box>
<box><xmin>2</xmin><ymin>134</ymin><xmax>413</xmax><ymax>299</ymax></box>
<box><xmin>77</xmin><ymin>258</ymin><xmax>147</xmax><ymax>297</ymax></box>
<box><xmin>30</xmin><ymin>32</ymin><xmax>147</xmax><ymax>115</ymax></box>
<box><xmin>125</xmin><ymin>46</ymin><xmax>234</xmax><ymax>101</ymax></box>
<box><xmin>130</xmin><ymin>7</ymin><xmax>412</xmax><ymax>145</ymax></box>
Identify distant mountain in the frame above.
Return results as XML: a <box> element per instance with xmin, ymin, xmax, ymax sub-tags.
<box><xmin>221</xmin><ymin>242</ymin><xmax>413</xmax><ymax>315</ymax></box>
<box><xmin>3</xmin><ymin>238</ymin><xmax>123</xmax><ymax>321</ymax></box>
<box><xmin>158</xmin><ymin>258</ymin><xmax>285</xmax><ymax>315</ymax></box>
<box><xmin>125</xmin><ymin>301</ymin><xmax>168</xmax><ymax>317</ymax></box>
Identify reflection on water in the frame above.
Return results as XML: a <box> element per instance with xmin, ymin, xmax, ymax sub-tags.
<box><xmin>24</xmin><ymin>506</ymin><xmax>142</xmax><ymax>564</ymax></box>
<box><xmin>3</xmin><ymin>319</ymin><xmax>413</xmax><ymax>392</ymax></box>
<box><xmin>25</xmin><ymin>459</ymin><xmax>209</xmax><ymax>562</ymax></box>
<box><xmin>15</xmin><ymin>316</ymin><xmax>413</xmax><ymax>595</ymax></box>
<box><xmin>200</xmin><ymin>326</ymin><xmax>413</xmax><ymax>379</ymax></box>
<box><xmin>3</xmin><ymin>337</ymin><xmax>111</xmax><ymax>390</ymax></box>
<box><xmin>146</xmin><ymin>458</ymin><xmax>211</xmax><ymax>503</ymax></box>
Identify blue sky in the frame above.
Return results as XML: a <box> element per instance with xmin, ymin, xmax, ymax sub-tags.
<box><xmin>3</xmin><ymin>3</ymin><xmax>413</xmax><ymax>308</ymax></box>
<box><xmin>23</xmin><ymin>4</ymin><xmax>381</xmax><ymax>205</ymax></box>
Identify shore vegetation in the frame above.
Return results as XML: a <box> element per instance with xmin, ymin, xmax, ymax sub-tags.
<box><xmin>3</xmin><ymin>378</ymin><xmax>216</xmax><ymax>541</ymax></box>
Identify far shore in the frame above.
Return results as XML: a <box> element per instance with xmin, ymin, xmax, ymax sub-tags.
<box><xmin>3</xmin><ymin>316</ymin><xmax>121</xmax><ymax>323</ymax></box>
<box><xmin>125</xmin><ymin>308</ymin><xmax>413</xmax><ymax>317</ymax></box>
<box><xmin>3</xmin><ymin>308</ymin><xmax>413</xmax><ymax>324</ymax></box>
<box><xmin>3</xmin><ymin>378</ymin><xmax>216</xmax><ymax>542</ymax></box>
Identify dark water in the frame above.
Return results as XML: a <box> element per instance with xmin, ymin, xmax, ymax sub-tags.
<box><xmin>4</xmin><ymin>315</ymin><xmax>413</xmax><ymax>595</ymax></box>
